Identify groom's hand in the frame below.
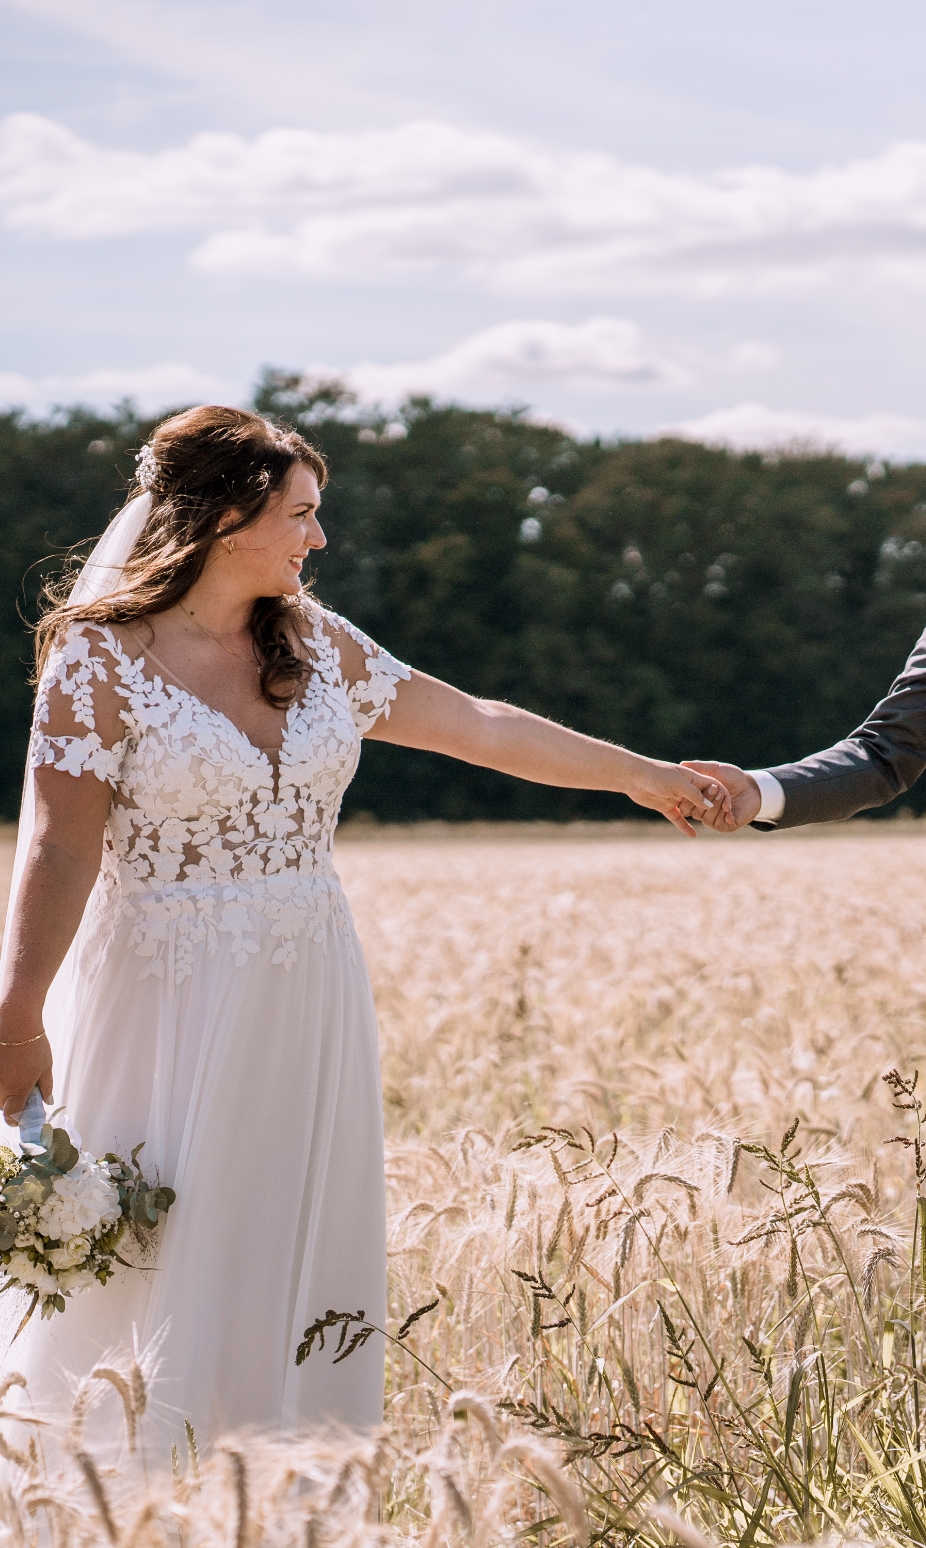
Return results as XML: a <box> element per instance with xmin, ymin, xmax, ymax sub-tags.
<box><xmin>681</xmin><ymin>761</ymin><xmax>760</xmax><ymax>831</ymax></box>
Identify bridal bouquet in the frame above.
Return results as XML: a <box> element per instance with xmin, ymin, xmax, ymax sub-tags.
<box><xmin>0</xmin><ymin>1115</ymin><xmax>175</xmax><ymax>1330</ymax></box>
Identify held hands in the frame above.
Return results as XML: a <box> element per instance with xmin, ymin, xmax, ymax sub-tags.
<box><xmin>623</xmin><ymin>757</ymin><xmax>734</xmax><ymax>837</ymax></box>
<box><xmin>0</xmin><ymin>1005</ymin><xmax>53</xmax><ymax>1129</ymax></box>
<box><xmin>681</xmin><ymin>761</ymin><xmax>760</xmax><ymax>831</ymax></box>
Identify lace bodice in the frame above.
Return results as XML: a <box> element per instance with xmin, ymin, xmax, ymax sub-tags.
<box><xmin>30</xmin><ymin>605</ymin><xmax>411</xmax><ymax>983</ymax></box>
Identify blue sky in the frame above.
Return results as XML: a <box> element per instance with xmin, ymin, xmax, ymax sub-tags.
<box><xmin>3</xmin><ymin>0</ymin><xmax>926</xmax><ymax>455</ymax></box>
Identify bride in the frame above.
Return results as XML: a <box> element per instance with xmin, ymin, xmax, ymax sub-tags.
<box><xmin>0</xmin><ymin>405</ymin><xmax>727</xmax><ymax>1443</ymax></box>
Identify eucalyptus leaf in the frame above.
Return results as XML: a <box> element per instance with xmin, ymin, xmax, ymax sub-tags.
<box><xmin>49</xmin><ymin>1128</ymin><xmax>79</xmax><ymax>1174</ymax></box>
<box><xmin>4</xmin><ymin>1175</ymin><xmax>51</xmax><ymax>1211</ymax></box>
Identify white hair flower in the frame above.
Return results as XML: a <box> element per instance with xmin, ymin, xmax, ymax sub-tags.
<box><xmin>135</xmin><ymin>442</ymin><xmax>159</xmax><ymax>491</ymax></box>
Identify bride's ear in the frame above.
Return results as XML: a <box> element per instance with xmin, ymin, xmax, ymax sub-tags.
<box><xmin>215</xmin><ymin>511</ymin><xmax>241</xmax><ymax>551</ymax></box>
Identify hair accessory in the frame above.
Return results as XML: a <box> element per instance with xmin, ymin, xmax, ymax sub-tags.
<box><xmin>135</xmin><ymin>442</ymin><xmax>159</xmax><ymax>491</ymax></box>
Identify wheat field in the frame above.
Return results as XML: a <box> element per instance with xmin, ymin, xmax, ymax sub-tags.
<box><xmin>2</xmin><ymin>819</ymin><xmax>926</xmax><ymax>1545</ymax></box>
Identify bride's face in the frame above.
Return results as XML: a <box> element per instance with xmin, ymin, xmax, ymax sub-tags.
<box><xmin>221</xmin><ymin>463</ymin><xmax>326</xmax><ymax>597</ymax></box>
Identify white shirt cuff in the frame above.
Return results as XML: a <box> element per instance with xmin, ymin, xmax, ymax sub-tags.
<box><xmin>747</xmin><ymin>769</ymin><xmax>786</xmax><ymax>824</ymax></box>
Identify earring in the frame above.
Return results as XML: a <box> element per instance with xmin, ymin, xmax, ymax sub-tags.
<box><xmin>223</xmin><ymin>536</ymin><xmax>235</xmax><ymax>554</ymax></box>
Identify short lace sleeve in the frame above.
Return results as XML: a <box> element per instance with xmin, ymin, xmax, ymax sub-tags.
<box><xmin>30</xmin><ymin>624</ymin><xmax>132</xmax><ymax>786</ymax></box>
<box><xmin>312</xmin><ymin>606</ymin><xmax>412</xmax><ymax>733</ymax></box>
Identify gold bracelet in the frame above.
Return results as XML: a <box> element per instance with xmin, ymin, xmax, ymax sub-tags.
<box><xmin>0</xmin><ymin>1032</ymin><xmax>45</xmax><ymax>1047</ymax></box>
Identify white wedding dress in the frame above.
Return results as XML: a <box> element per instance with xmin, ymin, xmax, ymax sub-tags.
<box><xmin>2</xmin><ymin>600</ymin><xmax>410</xmax><ymax>1445</ymax></box>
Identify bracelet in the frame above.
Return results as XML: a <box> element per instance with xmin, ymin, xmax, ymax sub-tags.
<box><xmin>0</xmin><ymin>1032</ymin><xmax>45</xmax><ymax>1047</ymax></box>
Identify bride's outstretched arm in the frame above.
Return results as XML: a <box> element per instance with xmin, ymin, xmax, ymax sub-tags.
<box><xmin>0</xmin><ymin>768</ymin><xmax>111</xmax><ymax>1124</ymax></box>
<box><xmin>365</xmin><ymin>669</ymin><xmax>732</xmax><ymax>836</ymax></box>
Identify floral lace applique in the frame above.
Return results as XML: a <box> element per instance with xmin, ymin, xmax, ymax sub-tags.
<box><xmin>30</xmin><ymin>605</ymin><xmax>411</xmax><ymax>983</ymax></box>
<box><xmin>31</xmin><ymin>626</ymin><xmax>130</xmax><ymax>785</ymax></box>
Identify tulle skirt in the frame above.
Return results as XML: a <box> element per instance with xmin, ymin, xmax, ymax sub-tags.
<box><xmin>0</xmin><ymin>884</ymin><xmax>387</xmax><ymax>1449</ymax></box>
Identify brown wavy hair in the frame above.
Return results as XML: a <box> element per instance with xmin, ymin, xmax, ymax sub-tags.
<box><xmin>35</xmin><ymin>405</ymin><xmax>328</xmax><ymax>710</ymax></box>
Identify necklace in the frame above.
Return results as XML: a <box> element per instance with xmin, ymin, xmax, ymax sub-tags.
<box><xmin>180</xmin><ymin>601</ymin><xmax>259</xmax><ymax>670</ymax></box>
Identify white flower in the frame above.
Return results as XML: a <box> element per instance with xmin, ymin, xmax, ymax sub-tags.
<box><xmin>6</xmin><ymin>1251</ymin><xmax>58</xmax><ymax>1297</ymax></box>
<box><xmin>135</xmin><ymin>442</ymin><xmax>159</xmax><ymax>490</ymax></box>
<box><xmin>13</xmin><ymin>1232</ymin><xmax>36</xmax><ymax>1249</ymax></box>
<box><xmin>36</xmin><ymin>1158</ymin><xmax>120</xmax><ymax>1242</ymax></box>
<box><xmin>46</xmin><ymin>1236</ymin><xmax>91</xmax><ymax>1270</ymax></box>
<box><xmin>57</xmin><ymin>1265</ymin><xmax>97</xmax><ymax>1295</ymax></box>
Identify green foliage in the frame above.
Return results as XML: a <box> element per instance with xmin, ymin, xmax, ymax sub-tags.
<box><xmin>492</xmin><ymin>1109</ymin><xmax>926</xmax><ymax>1546</ymax></box>
<box><xmin>5</xmin><ymin>374</ymin><xmax>926</xmax><ymax>820</ymax></box>
<box><xmin>299</xmin><ymin>1098</ymin><xmax>926</xmax><ymax>1545</ymax></box>
<box><xmin>295</xmin><ymin>1306</ymin><xmax>376</xmax><ymax>1366</ymax></box>
<box><xmin>296</xmin><ymin>1296</ymin><xmax>448</xmax><ymax>1389</ymax></box>
<box><xmin>103</xmin><ymin>1142</ymin><xmax>177</xmax><ymax>1232</ymax></box>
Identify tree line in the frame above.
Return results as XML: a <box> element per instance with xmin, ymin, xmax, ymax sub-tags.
<box><xmin>3</xmin><ymin>369</ymin><xmax>926</xmax><ymax>823</ymax></box>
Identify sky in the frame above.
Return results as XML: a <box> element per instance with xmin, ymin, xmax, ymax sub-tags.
<box><xmin>3</xmin><ymin>0</ymin><xmax>926</xmax><ymax>456</ymax></box>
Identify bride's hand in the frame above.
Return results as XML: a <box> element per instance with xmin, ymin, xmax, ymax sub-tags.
<box><xmin>622</xmin><ymin>756</ymin><xmax>734</xmax><ymax>837</ymax></box>
<box><xmin>0</xmin><ymin>1005</ymin><xmax>53</xmax><ymax>1128</ymax></box>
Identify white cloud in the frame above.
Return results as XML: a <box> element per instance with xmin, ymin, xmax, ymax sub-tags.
<box><xmin>0</xmin><ymin>320</ymin><xmax>677</xmax><ymax>422</ymax></box>
<box><xmin>726</xmin><ymin>341</ymin><xmax>779</xmax><ymax>373</ymax></box>
<box><xmin>667</xmin><ymin>402</ymin><xmax>926</xmax><ymax>461</ymax></box>
<box><xmin>0</xmin><ymin>319</ymin><xmax>680</xmax><ymax>424</ymax></box>
<box><xmin>6</xmin><ymin>112</ymin><xmax>926</xmax><ymax>295</ymax></box>
<box><xmin>4</xmin><ymin>360</ymin><xmax>924</xmax><ymax>469</ymax></box>
<box><xmin>0</xmin><ymin>363</ymin><xmax>241</xmax><ymax>417</ymax></box>
<box><xmin>343</xmin><ymin>317</ymin><xmax>687</xmax><ymax>403</ymax></box>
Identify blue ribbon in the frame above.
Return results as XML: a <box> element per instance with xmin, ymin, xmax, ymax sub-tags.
<box><xmin>18</xmin><ymin>1087</ymin><xmax>45</xmax><ymax>1148</ymax></box>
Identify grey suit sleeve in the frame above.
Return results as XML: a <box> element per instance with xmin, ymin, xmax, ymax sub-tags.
<box><xmin>762</xmin><ymin>625</ymin><xmax>926</xmax><ymax>828</ymax></box>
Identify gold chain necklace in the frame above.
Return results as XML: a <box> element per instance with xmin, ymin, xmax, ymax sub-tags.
<box><xmin>180</xmin><ymin>600</ymin><xmax>259</xmax><ymax>670</ymax></box>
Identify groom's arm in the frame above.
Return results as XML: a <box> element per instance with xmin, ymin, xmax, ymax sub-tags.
<box><xmin>687</xmin><ymin>623</ymin><xmax>926</xmax><ymax>830</ymax></box>
<box><xmin>765</xmin><ymin>624</ymin><xmax>926</xmax><ymax>828</ymax></box>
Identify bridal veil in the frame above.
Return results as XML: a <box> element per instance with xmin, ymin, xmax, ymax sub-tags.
<box><xmin>0</xmin><ymin>492</ymin><xmax>152</xmax><ymax>1099</ymax></box>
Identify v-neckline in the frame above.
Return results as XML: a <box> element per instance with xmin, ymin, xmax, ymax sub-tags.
<box><xmin>123</xmin><ymin>628</ymin><xmax>295</xmax><ymax>791</ymax></box>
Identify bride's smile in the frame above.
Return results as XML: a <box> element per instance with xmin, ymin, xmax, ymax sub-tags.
<box><xmin>210</xmin><ymin>460</ymin><xmax>327</xmax><ymax>604</ymax></box>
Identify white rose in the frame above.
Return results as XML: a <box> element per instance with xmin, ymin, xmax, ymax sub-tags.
<box><xmin>46</xmin><ymin>1236</ymin><xmax>91</xmax><ymax>1270</ymax></box>
<box><xmin>5</xmin><ymin>1251</ymin><xmax>58</xmax><ymax>1297</ymax></box>
<box><xmin>57</xmin><ymin>1265</ymin><xmax>97</xmax><ymax>1295</ymax></box>
<box><xmin>36</xmin><ymin>1158</ymin><xmax>120</xmax><ymax>1242</ymax></box>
